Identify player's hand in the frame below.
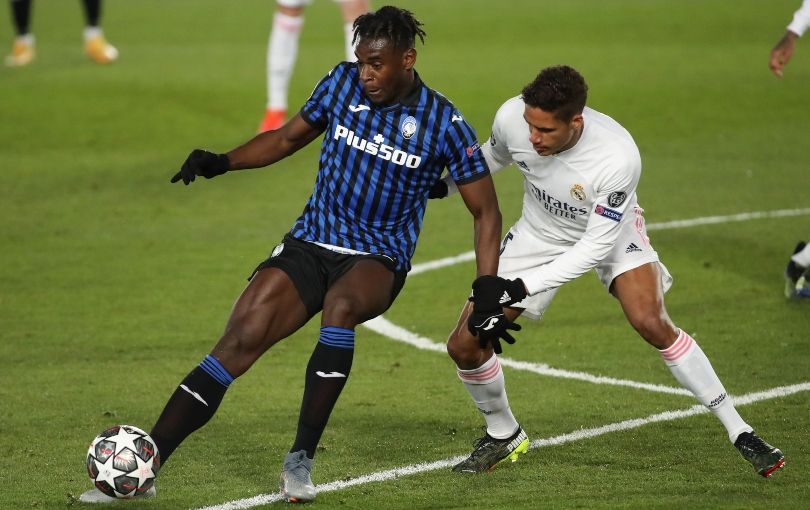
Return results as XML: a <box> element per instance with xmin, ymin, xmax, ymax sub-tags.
<box><xmin>427</xmin><ymin>179</ymin><xmax>448</xmax><ymax>199</ymax></box>
<box><xmin>466</xmin><ymin>275</ymin><xmax>528</xmax><ymax>354</ymax></box>
<box><xmin>769</xmin><ymin>32</ymin><xmax>797</xmax><ymax>78</ymax></box>
<box><xmin>170</xmin><ymin>149</ymin><xmax>230</xmax><ymax>185</ymax></box>
<box><xmin>469</xmin><ymin>311</ymin><xmax>521</xmax><ymax>354</ymax></box>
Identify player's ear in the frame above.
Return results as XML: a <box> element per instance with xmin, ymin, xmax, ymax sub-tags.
<box><xmin>402</xmin><ymin>47</ymin><xmax>416</xmax><ymax>71</ymax></box>
<box><xmin>570</xmin><ymin>113</ymin><xmax>584</xmax><ymax>130</ymax></box>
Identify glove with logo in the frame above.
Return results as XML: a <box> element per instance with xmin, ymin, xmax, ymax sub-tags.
<box><xmin>466</xmin><ymin>275</ymin><xmax>528</xmax><ymax>354</ymax></box>
<box><xmin>170</xmin><ymin>149</ymin><xmax>230</xmax><ymax>185</ymax></box>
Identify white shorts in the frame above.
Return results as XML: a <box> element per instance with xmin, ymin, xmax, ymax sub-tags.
<box><xmin>277</xmin><ymin>0</ymin><xmax>352</xmax><ymax>7</ymax></box>
<box><xmin>499</xmin><ymin>207</ymin><xmax>673</xmax><ymax>320</ymax></box>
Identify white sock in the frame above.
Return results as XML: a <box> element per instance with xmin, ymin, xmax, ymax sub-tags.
<box><xmin>16</xmin><ymin>33</ymin><xmax>35</xmax><ymax>46</ymax></box>
<box><xmin>457</xmin><ymin>355</ymin><xmax>519</xmax><ymax>439</ymax></box>
<box><xmin>661</xmin><ymin>329</ymin><xmax>752</xmax><ymax>442</ymax></box>
<box><xmin>267</xmin><ymin>12</ymin><xmax>304</xmax><ymax>110</ymax></box>
<box><xmin>791</xmin><ymin>243</ymin><xmax>810</xmax><ymax>268</ymax></box>
<box><xmin>343</xmin><ymin>21</ymin><xmax>357</xmax><ymax>62</ymax></box>
<box><xmin>83</xmin><ymin>26</ymin><xmax>103</xmax><ymax>42</ymax></box>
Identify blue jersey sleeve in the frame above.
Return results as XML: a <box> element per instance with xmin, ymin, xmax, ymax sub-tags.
<box><xmin>442</xmin><ymin>112</ymin><xmax>490</xmax><ymax>185</ymax></box>
<box><xmin>300</xmin><ymin>65</ymin><xmax>341</xmax><ymax>129</ymax></box>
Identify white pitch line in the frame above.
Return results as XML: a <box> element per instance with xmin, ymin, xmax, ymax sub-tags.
<box><xmin>409</xmin><ymin>207</ymin><xmax>810</xmax><ymax>276</ymax></box>
<box><xmin>194</xmin><ymin>381</ymin><xmax>810</xmax><ymax>510</ymax></box>
<box><xmin>361</xmin><ymin>316</ymin><xmax>692</xmax><ymax>396</ymax></box>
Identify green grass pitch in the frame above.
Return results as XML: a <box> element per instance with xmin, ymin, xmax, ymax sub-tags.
<box><xmin>1</xmin><ymin>1</ymin><xmax>809</xmax><ymax>508</ymax></box>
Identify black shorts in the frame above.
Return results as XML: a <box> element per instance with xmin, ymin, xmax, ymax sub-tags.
<box><xmin>249</xmin><ymin>234</ymin><xmax>407</xmax><ymax>317</ymax></box>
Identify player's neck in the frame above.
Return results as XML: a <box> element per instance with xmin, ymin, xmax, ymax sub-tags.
<box><xmin>392</xmin><ymin>72</ymin><xmax>417</xmax><ymax>104</ymax></box>
<box><xmin>555</xmin><ymin>122</ymin><xmax>584</xmax><ymax>155</ymax></box>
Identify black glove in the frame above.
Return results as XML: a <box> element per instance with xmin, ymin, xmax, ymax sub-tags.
<box><xmin>466</xmin><ymin>276</ymin><xmax>527</xmax><ymax>354</ymax></box>
<box><xmin>427</xmin><ymin>179</ymin><xmax>448</xmax><ymax>199</ymax></box>
<box><xmin>170</xmin><ymin>149</ymin><xmax>230</xmax><ymax>185</ymax></box>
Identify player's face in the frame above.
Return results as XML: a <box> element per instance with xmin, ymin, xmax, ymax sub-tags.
<box><xmin>355</xmin><ymin>38</ymin><xmax>416</xmax><ymax>105</ymax></box>
<box><xmin>523</xmin><ymin>106</ymin><xmax>583</xmax><ymax>156</ymax></box>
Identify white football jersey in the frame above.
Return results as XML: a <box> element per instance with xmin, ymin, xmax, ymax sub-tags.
<box><xmin>482</xmin><ymin>96</ymin><xmax>642</xmax><ymax>295</ymax></box>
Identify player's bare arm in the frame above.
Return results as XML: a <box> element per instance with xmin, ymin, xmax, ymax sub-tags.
<box><xmin>228</xmin><ymin>114</ymin><xmax>325</xmax><ymax>169</ymax></box>
<box><xmin>456</xmin><ymin>174</ymin><xmax>502</xmax><ymax>277</ymax></box>
<box><xmin>170</xmin><ymin>114</ymin><xmax>324</xmax><ymax>185</ymax></box>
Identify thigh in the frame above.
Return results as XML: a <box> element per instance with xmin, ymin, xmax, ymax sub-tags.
<box><xmin>321</xmin><ymin>258</ymin><xmax>399</xmax><ymax>328</ymax></box>
<box><xmin>610</xmin><ymin>262</ymin><xmax>677</xmax><ymax>347</ymax></box>
<box><xmin>596</xmin><ymin>207</ymin><xmax>673</xmax><ymax>293</ymax></box>
<box><xmin>497</xmin><ymin>223</ymin><xmax>563</xmax><ymax>320</ymax></box>
<box><xmin>211</xmin><ymin>267</ymin><xmax>313</xmax><ymax>376</ymax></box>
<box><xmin>610</xmin><ymin>262</ymin><xmax>665</xmax><ymax>311</ymax></box>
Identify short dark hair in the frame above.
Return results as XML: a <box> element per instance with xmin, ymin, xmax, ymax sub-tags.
<box><xmin>352</xmin><ymin>6</ymin><xmax>426</xmax><ymax>51</ymax></box>
<box><xmin>521</xmin><ymin>65</ymin><xmax>588</xmax><ymax>121</ymax></box>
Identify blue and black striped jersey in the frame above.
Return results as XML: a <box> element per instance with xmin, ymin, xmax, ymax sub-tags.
<box><xmin>291</xmin><ymin>62</ymin><xmax>489</xmax><ymax>271</ymax></box>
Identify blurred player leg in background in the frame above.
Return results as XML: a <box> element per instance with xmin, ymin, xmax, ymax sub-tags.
<box><xmin>5</xmin><ymin>0</ymin><xmax>118</xmax><ymax>67</ymax></box>
<box><xmin>6</xmin><ymin>0</ymin><xmax>35</xmax><ymax>66</ymax></box>
<box><xmin>82</xmin><ymin>0</ymin><xmax>118</xmax><ymax>64</ymax></box>
<box><xmin>785</xmin><ymin>240</ymin><xmax>810</xmax><ymax>298</ymax></box>
<box><xmin>259</xmin><ymin>0</ymin><xmax>370</xmax><ymax>132</ymax></box>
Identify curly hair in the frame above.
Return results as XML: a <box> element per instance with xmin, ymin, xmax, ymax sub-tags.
<box><xmin>521</xmin><ymin>65</ymin><xmax>588</xmax><ymax>121</ymax></box>
<box><xmin>352</xmin><ymin>5</ymin><xmax>426</xmax><ymax>50</ymax></box>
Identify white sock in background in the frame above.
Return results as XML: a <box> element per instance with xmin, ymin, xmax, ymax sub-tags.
<box><xmin>791</xmin><ymin>243</ymin><xmax>810</xmax><ymax>268</ymax></box>
<box><xmin>343</xmin><ymin>21</ymin><xmax>357</xmax><ymax>62</ymax></box>
<box><xmin>267</xmin><ymin>12</ymin><xmax>304</xmax><ymax>110</ymax></box>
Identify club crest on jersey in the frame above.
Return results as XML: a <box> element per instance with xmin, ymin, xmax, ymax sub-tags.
<box><xmin>400</xmin><ymin>115</ymin><xmax>418</xmax><ymax>139</ymax></box>
<box><xmin>570</xmin><ymin>184</ymin><xmax>586</xmax><ymax>201</ymax></box>
<box><xmin>607</xmin><ymin>191</ymin><xmax>627</xmax><ymax>208</ymax></box>
<box><xmin>595</xmin><ymin>204</ymin><xmax>623</xmax><ymax>222</ymax></box>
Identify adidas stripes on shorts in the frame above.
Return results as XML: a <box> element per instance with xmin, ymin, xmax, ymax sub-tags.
<box><xmin>498</xmin><ymin>207</ymin><xmax>673</xmax><ymax>320</ymax></box>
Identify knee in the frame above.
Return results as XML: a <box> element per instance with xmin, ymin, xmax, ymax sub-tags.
<box><xmin>322</xmin><ymin>295</ymin><xmax>366</xmax><ymax>328</ymax></box>
<box><xmin>446</xmin><ymin>326</ymin><xmax>483</xmax><ymax>369</ymax></box>
<box><xmin>628</xmin><ymin>312</ymin><xmax>677</xmax><ymax>349</ymax></box>
<box><xmin>214</xmin><ymin>318</ymin><xmax>273</xmax><ymax>377</ymax></box>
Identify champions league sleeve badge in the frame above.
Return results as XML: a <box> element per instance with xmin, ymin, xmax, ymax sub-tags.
<box><xmin>400</xmin><ymin>115</ymin><xmax>418</xmax><ymax>140</ymax></box>
<box><xmin>607</xmin><ymin>191</ymin><xmax>627</xmax><ymax>208</ymax></box>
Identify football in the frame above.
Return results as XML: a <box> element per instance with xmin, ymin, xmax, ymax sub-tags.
<box><xmin>85</xmin><ymin>425</ymin><xmax>161</xmax><ymax>498</ymax></box>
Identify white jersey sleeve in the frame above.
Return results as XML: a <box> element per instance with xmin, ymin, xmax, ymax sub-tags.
<box><xmin>788</xmin><ymin>0</ymin><xmax>810</xmax><ymax>36</ymax></box>
<box><xmin>442</xmin><ymin>100</ymin><xmax>515</xmax><ymax>197</ymax></box>
<box><xmin>481</xmin><ymin>102</ymin><xmax>516</xmax><ymax>173</ymax></box>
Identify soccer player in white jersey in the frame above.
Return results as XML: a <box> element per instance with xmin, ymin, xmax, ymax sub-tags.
<box><xmin>259</xmin><ymin>0</ymin><xmax>370</xmax><ymax>132</ymax></box>
<box><xmin>769</xmin><ymin>0</ymin><xmax>810</xmax><ymax>77</ymax></box>
<box><xmin>431</xmin><ymin>65</ymin><xmax>785</xmax><ymax>478</ymax></box>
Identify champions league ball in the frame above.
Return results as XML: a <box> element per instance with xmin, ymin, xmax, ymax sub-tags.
<box><xmin>85</xmin><ymin>425</ymin><xmax>160</xmax><ymax>498</ymax></box>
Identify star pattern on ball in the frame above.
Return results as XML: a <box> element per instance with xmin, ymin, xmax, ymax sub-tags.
<box><xmin>92</xmin><ymin>454</ymin><xmax>128</xmax><ymax>493</ymax></box>
<box><xmin>127</xmin><ymin>453</ymin><xmax>157</xmax><ymax>489</ymax></box>
<box><xmin>107</xmin><ymin>427</ymin><xmax>143</xmax><ymax>456</ymax></box>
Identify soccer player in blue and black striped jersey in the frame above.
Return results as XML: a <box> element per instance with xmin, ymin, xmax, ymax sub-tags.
<box><xmin>75</xmin><ymin>6</ymin><xmax>508</xmax><ymax>505</ymax></box>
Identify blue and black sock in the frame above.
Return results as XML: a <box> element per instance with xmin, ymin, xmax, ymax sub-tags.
<box><xmin>150</xmin><ymin>355</ymin><xmax>234</xmax><ymax>464</ymax></box>
<box><xmin>291</xmin><ymin>326</ymin><xmax>355</xmax><ymax>458</ymax></box>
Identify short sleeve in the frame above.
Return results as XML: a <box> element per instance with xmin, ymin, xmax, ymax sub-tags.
<box><xmin>481</xmin><ymin>105</ymin><xmax>514</xmax><ymax>172</ymax></box>
<box><xmin>441</xmin><ymin>111</ymin><xmax>489</xmax><ymax>185</ymax></box>
<box><xmin>300</xmin><ymin>66</ymin><xmax>338</xmax><ymax>130</ymax></box>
